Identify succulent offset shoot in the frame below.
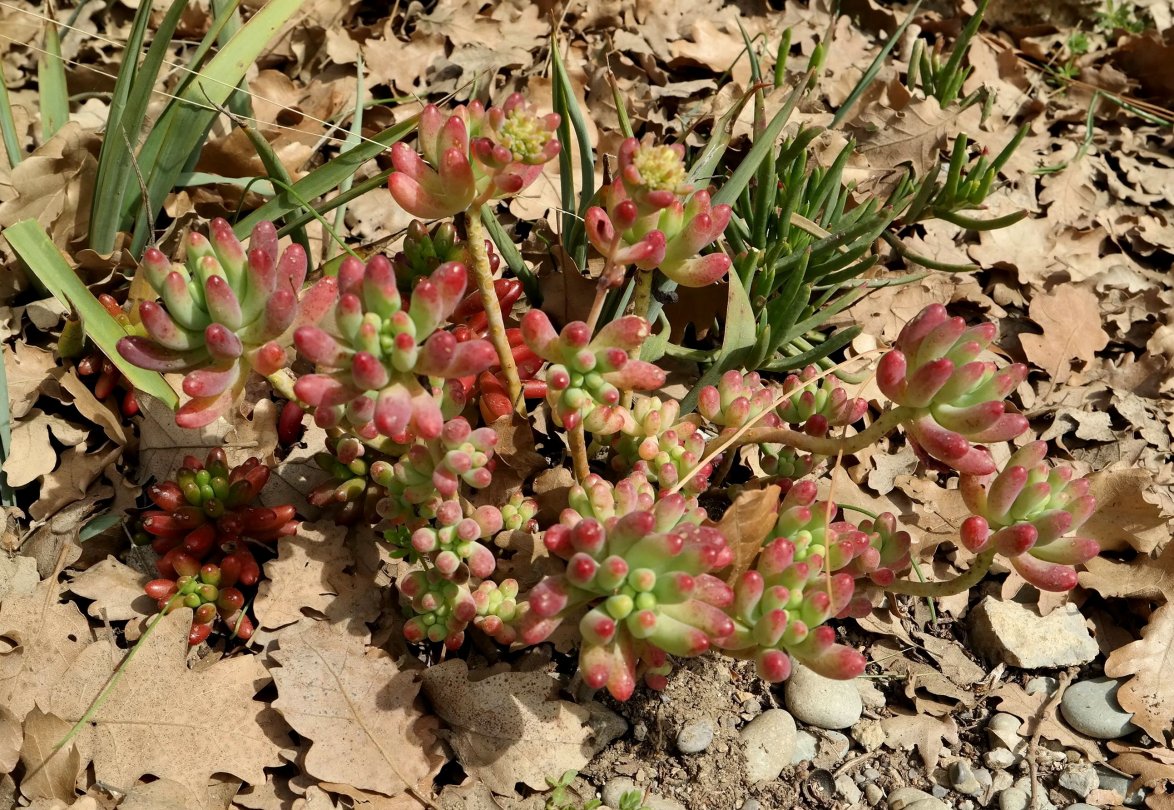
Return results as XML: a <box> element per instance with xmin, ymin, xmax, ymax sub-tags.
<box><xmin>309</xmin><ymin>435</ymin><xmax>388</xmax><ymax>525</ymax></box>
<box><xmin>718</xmin><ymin>482</ymin><xmax>867</xmax><ymax>681</ymax></box>
<box><xmin>877</xmin><ymin>304</ymin><xmax>1027</xmax><ymax>474</ymax></box>
<box><xmin>610</xmin><ymin>397</ymin><xmax>715</xmax><ymax>496</ymax></box>
<box><xmin>393</xmin><ymin>219</ymin><xmax>499</xmax><ymax>291</ymax></box>
<box><xmin>399</xmin><ymin>567</ymin><xmax>477</xmax><ymax>649</ymax></box>
<box><xmin>775</xmin><ymin>365</ymin><xmax>869</xmax><ymax>436</ymax></box>
<box><xmin>138</xmin><ymin>449</ymin><xmax>295</xmax><ymax>645</ymax></box>
<box><xmin>958</xmin><ymin>442</ymin><xmax>1099</xmax><ymax>592</ymax></box>
<box><xmin>518</xmin><ymin>473</ymin><xmax>735</xmax><ymax>700</ymax></box>
<box><xmin>117</xmin><ymin>219</ymin><xmax>323</xmax><ymax>428</ymax></box>
<box><xmin>293</xmin><ymin>257</ymin><xmax>496</xmax><ymax>442</ymax></box>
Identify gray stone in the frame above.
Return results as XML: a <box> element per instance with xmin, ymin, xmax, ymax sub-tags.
<box><xmin>836</xmin><ymin>774</ymin><xmax>863</xmax><ymax>804</ymax></box>
<box><xmin>784</xmin><ymin>663</ymin><xmax>863</xmax><ymax>730</ymax></box>
<box><xmin>984</xmin><ymin>748</ymin><xmax>1017</xmax><ymax>770</ymax></box>
<box><xmin>1061</xmin><ymin>677</ymin><xmax>1140</xmax><ymax>740</ymax></box>
<box><xmin>930</xmin><ymin>785</ymin><xmax>950</xmax><ymax>799</ymax></box>
<box><xmin>970</xmin><ymin>596</ymin><xmax>1098</xmax><ymax>668</ymax></box>
<box><xmin>1095</xmin><ymin>766</ymin><xmax>1146</xmax><ymax>806</ymax></box>
<box><xmin>958</xmin><ymin>802</ymin><xmax>975</xmax><ymax>810</ymax></box>
<box><xmin>950</xmin><ymin>761</ymin><xmax>983</xmax><ymax>796</ymax></box>
<box><xmin>790</xmin><ymin>730</ymin><xmax>818</xmax><ymax>765</ymax></box>
<box><xmin>1057</xmin><ymin>763</ymin><xmax>1098</xmax><ymax>798</ymax></box>
<box><xmin>992</xmin><ymin>771</ymin><xmax>1014</xmax><ymax>793</ymax></box>
<box><xmin>865</xmin><ymin>783</ymin><xmax>885</xmax><ymax>806</ymax></box>
<box><xmin>1026</xmin><ymin>676</ymin><xmax>1059</xmax><ymax>697</ymax></box>
<box><xmin>1012</xmin><ymin>778</ymin><xmax>1056</xmax><ymax>810</ymax></box>
<box><xmin>999</xmin><ymin>787</ymin><xmax>1029</xmax><ymax>810</ymax></box>
<box><xmin>1065</xmin><ymin>805</ymin><xmax>1099</xmax><ymax>810</ymax></box>
<box><xmin>888</xmin><ymin>787</ymin><xmax>950</xmax><ymax>810</ymax></box>
<box><xmin>812</xmin><ymin>730</ymin><xmax>851</xmax><ymax>769</ymax></box>
<box><xmin>857</xmin><ymin>678</ymin><xmax>887</xmax><ymax>709</ymax></box>
<box><xmin>676</xmin><ymin>719</ymin><xmax>714</xmax><ymax>754</ymax></box>
<box><xmin>987</xmin><ymin>712</ymin><xmax>1026</xmax><ymax>756</ymax></box>
<box><xmin>739</xmin><ymin>708</ymin><xmax>797</xmax><ymax>783</ymax></box>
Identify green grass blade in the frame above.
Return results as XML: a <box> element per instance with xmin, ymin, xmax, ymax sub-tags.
<box><xmin>482</xmin><ymin>207</ymin><xmax>539</xmax><ymax>305</ymax></box>
<box><xmin>234</xmin><ymin>117</ymin><xmax>416</xmax><ymax>237</ymax></box>
<box><xmin>211</xmin><ymin>0</ymin><xmax>253</xmax><ymax>119</ymax></box>
<box><xmin>3</xmin><ymin>220</ymin><xmax>178</xmax><ymax>408</ymax></box>
<box><xmin>38</xmin><ymin>20</ymin><xmax>70</xmax><ymax>141</ymax></box>
<box><xmin>0</xmin><ymin>76</ymin><xmax>22</xmax><ymax>168</ymax></box>
<box><xmin>89</xmin><ymin>0</ymin><xmax>189</xmax><ymax>253</ymax></box>
<box><xmin>0</xmin><ymin>341</ymin><xmax>13</xmax><ymax>505</ymax></box>
<box><xmin>239</xmin><ymin>123</ymin><xmax>310</xmax><ymax>255</ymax></box>
<box><xmin>551</xmin><ymin>38</ymin><xmax>595</xmax><ymax>265</ymax></box>
<box><xmin>712</xmin><ymin>76</ymin><xmax>808</xmax><ymax>208</ymax></box>
<box><xmin>128</xmin><ymin>0</ymin><xmax>303</xmax><ymax>254</ymax></box>
<box><xmin>831</xmin><ymin>0</ymin><xmax>922</xmax><ymax>127</ymax></box>
<box><xmin>329</xmin><ymin>55</ymin><xmax>366</xmax><ymax>258</ymax></box>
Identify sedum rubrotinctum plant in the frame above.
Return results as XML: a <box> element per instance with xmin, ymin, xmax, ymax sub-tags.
<box><xmin>115</xmin><ymin>91</ymin><xmax>1103</xmax><ymax>700</ymax></box>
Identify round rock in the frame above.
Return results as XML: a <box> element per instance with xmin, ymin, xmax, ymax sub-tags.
<box><xmin>1061</xmin><ymin>677</ymin><xmax>1139</xmax><ymax>739</ymax></box>
<box><xmin>999</xmin><ymin>788</ymin><xmax>1029</xmax><ymax>810</ymax></box>
<box><xmin>740</xmin><ymin>708</ymin><xmax>797</xmax><ymax>783</ymax></box>
<box><xmin>784</xmin><ymin>663</ymin><xmax>862</xmax><ymax>730</ymax></box>
<box><xmin>888</xmin><ymin>787</ymin><xmax>949</xmax><ymax>810</ymax></box>
<box><xmin>1057</xmin><ymin>763</ymin><xmax>1098</xmax><ymax>798</ymax></box>
<box><xmin>676</xmin><ymin>719</ymin><xmax>714</xmax><ymax>754</ymax></box>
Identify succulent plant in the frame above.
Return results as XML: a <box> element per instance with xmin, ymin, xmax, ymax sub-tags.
<box><xmin>406</xmin><ymin>499</ymin><xmax>502</xmax><ymax>579</ymax></box>
<box><xmin>471</xmin><ymin>578</ymin><xmax>520</xmax><ymax>644</ymax></box>
<box><xmin>118</xmin><ymin>219</ymin><xmax>331</xmax><ymax>427</ymax></box>
<box><xmin>388</xmin><ymin>94</ymin><xmax>560</xmax><ymax>219</ymax></box>
<box><xmin>393</xmin><ymin>219</ymin><xmax>500</xmax><ymax>291</ymax></box>
<box><xmin>518</xmin><ymin>473</ymin><xmax>735</xmax><ymax>699</ymax></box>
<box><xmin>585</xmin><ymin>137</ymin><xmax>732</xmax><ymax>288</ymax></box>
<box><xmin>399</xmin><ymin>567</ymin><xmax>477</xmax><ymax>649</ymax></box>
<box><xmin>959</xmin><ymin>442</ymin><xmax>1099</xmax><ymax>591</ymax></box>
<box><xmin>878</xmin><ymin>304</ymin><xmax>1028</xmax><ymax>474</ymax></box>
<box><xmin>308</xmin><ymin>435</ymin><xmax>388</xmax><ymax>525</ymax></box>
<box><xmin>775</xmin><ymin>365</ymin><xmax>868</xmax><ymax>435</ymax></box>
<box><xmin>294</xmin><ymin>257</ymin><xmax>496</xmax><ymax>442</ymax></box>
<box><xmin>610</xmin><ymin>397</ymin><xmax>714</xmax><ymax>496</ymax></box>
<box><xmin>698</xmin><ymin>370</ymin><xmax>782</xmax><ymax>429</ymax></box>
<box><xmin>521</xmin><ymin>311</ymin><xmax>665</xmax><ymax>434</ymax></box>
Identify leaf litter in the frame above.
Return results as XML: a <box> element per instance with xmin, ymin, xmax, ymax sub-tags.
<box><xmin>0</xmin><ymin>0</ymin><xmax>1171</xmax><ymax>807</ymax></box>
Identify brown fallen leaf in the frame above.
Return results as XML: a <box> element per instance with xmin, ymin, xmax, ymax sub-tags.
<box><xmin>18</xmin><ymin>708</ymin><xmax>81</xmax><ymax>802</ymax></box>
<box><xmin>66</xmin><ymin>556</ymin><xmax>153</xmax><ymax>622</ymax></box>
<box><xmin>0</xmin><ymin>579</ymin><xmax>92</xmax><ymax>722</ymax></box>
<box><xmin>420</xmin><ymin>659</ymin><xmax>605</xmax><ymax>794</ymax></box>
<box><xmin>880</xmin><ymin>709</ymin><xmax>960</xmax><ymax>770</ymax></box>
<box><xmin>1079</xmin><ymin>542</ymin><xmax>1174</xmax><ymax>602</ymax></box>
<box><xmin>50</xmin><ymin>609</ymin><xmax>289</xmax><ymax>796</ymax></box>
<box><xmin>3</xmin><ymin>343</ymin><xmax>54</xmax><ymax>420</ymax></box>
<box><xmin>992</xmin><ymin>682</ymin><xmax>1103</xmax><ymax>761</ymax></box>
<box><xmin>0</xmin><ymin>122</ymin><xmax>98</xmax><ymax>249</ymax></box>
<box><xmin>56</xmin><ymin>369</ymin><xmax>127</xmax><ymax>447</ymax></box>
<box><xmin>1104</xmin><ymin>602</ymin><xmax>1174</xmax><ymax>742</ymax></box>
<box><xmin>1108</xmin><ymin>750</ymin><xmax>1174</xmax><ymax>809</ymax></box>
<box><xmin>0</xmin><ymin>703</ymin><xmax>20</xmax><ymax>774</ymax></box>
<box><xmin>29</xmin><ymin>444</ymin><xmax>121</xmax><ymax>522</ymax></box>
<box><xmin>717</xmin><ymin>485</ymin><xmax>780</xmax><ymax>584</ymax></box>
<box><xmin>1020</xmin><ymin>285</ymin><xmax>1110</xmax><ymax>384</ymax></box>
<box><xmin>1080</xmin><ymin>468</ymin><xmax>1172</xmax><ymax>554</ymax></box>
<box><xmin>270</xmin><ymin>622</ymin><xmax>444</xmax><ymax>800</ymax></box>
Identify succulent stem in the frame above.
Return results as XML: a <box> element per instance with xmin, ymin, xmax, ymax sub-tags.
<box><xmin>266</xmin><ymin>369</ymin><xmax>299</xmax><ymax>404</ymax></box>
<box><xmin>886</xmin><ymin>548</ymin><xmax>996</xmax><ymax>597</ymax></box>
<box><xmin>466</xmin><ymin>207</ymin><xmax>523</xmax><ymax>413</ymax></box>
<box><xmin>569</xmin><ymin>423</ymin><xmax>590</xmax><ymax>482</ymax></box>
<box><xmin>630</xmin><ymin>266</ymin><xmax>654</xmax><ymax>322</ymax></box>
<box><xmin>707</xmin><ymin>405</ymin><xmax>911</xmax><ymax>458</ymax></box>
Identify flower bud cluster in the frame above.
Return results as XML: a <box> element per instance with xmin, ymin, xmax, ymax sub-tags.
<box><xmin>585</xmin><ymin>137</ymin><xmax>732</xmax><ymax>288</ymax></box>
<box><xmin>878</xmin><ymin>304</ymin><xmax>1028</xmax><ymax>474</ymax></box>
<box><xmin>610</xmin><ymin>397</ymin><xmax>714</xmax><ymax>496</ymax></box>
<box><xmin>136</xmin><ymin>449</ymin><xmax>294</xmax><ymax>645</ymax></box>
<box><xmin>959</xmin><ymin>442</ymin><xmax>1099</xmax><ymax>591</ymax></box>
<box><xmin>388</xmin><ymin>94</ymin><xmax>560</xmax><ymax>219</ymax></box>
<box><xmin>293</xmin><ymin>257</ymin><xmax>496</xmax><ymax>442</ymax></box>
<box><xmin>118</xmin><ymin>219</ymin><xmax>333</xmax><ymax>427</ymax></box>
<box><xmin>521</xmin><ymin>311</ymin><xmax>665</xmax><ymax>434</ymax></box>
<box><xmin>518</xmin><ymin>473</ymin><xmax>734</xmax><ymax>700</ymax></box>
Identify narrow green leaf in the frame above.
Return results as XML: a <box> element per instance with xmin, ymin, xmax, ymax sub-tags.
<box><xmin>38</xmin><ymin>21</ymin><xmax>70</xmax><ymax>141</ymax></box>
<box><xmin>481</xmin><ymin>207</ymin><xmax>539</xmax><ymax>305</ymax></box>
<box><xmin>3</xmin><ymin>220</ymin><xmax>178</xmax><ymax>408</ymax></box>
<box><xmin>80</xmin><ymin>511</ymin><xmax>124</xmax><ymax>541</ymax></box>
<box><xmin>680</xmin><ymin>270</ymin><xmax>755</xmax><ymax>413</ymax></box>
<box><xmin>767</xmin><ymin>325</ymin><xmax>861</xmax><ymax>371</ymax></box>
<box><xmin>0</xmin><ymin>75</ymin><xmax>22</xmax><ymax>167</ymax></box>
<box><xmin>831</xmin><ymin>1</ymin><xmax>922</xmax><ymax>127</ymax></box>
<box><xmin>329</xmin><ymin>55</ymin><xmax>366</xmax><ymax>259</ymax></box>
<box><xmin>551</xmin><ymin>38</ymin><xmax>596</xmax><ymax>266</ymax></box>
<box><xmin>239</xmin><ymin>123</ymin><xmax>310</xmax><ymax>255</ymax></box>
<box><xmin>211</xmin><ymin>0</ymin><xmax>253</xmax><ymax>119</ymax></box>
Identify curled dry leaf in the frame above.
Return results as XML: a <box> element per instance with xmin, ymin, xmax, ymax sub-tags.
<box><xmin>270</xmin><ymin>622</ymin><xmax>444</xmax><ymax>800</ymax></box>
<box><xmin>50</xmin><ymin>609</ymin><xmax>289</xmax><ymax>796</ymax></box>
<box><xmin>1104</xmin><ymin>601</ymin><xmax>1174</xmax><ymax>743</ymax></box>
<box><xmin>420</xmin><ymin>659</ymin><xmax>606</xmax><ymax>794</ymax></box>
<box><xmin>1080</xmin><ymin>468</ymin><xmax>1172</xmax><ymax>554</ymax></box>
<box><xmin>717</xmin><ymin>484</ymin><xmax>780</xmax><ymax>584</ymax></box>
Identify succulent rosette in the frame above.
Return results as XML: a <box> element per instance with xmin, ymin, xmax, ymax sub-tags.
<box><xmin>406</xmin><ymin>499</ymin><xmax>502</xmax><ymax>579</ymax></box>
<box><xmin>521</xmin><ymin>310</ymin><xmax>665</xmax><ymax>435</ymax></box>
<box><xmin>878</xmin><ymin>304</ymin><xmax>1028</xmax><ymax>475</ymax></box>
<box><xmin>472</xmin><ymin>579</ymin><xmax>521</xmax><ymax>644</ymax></box>
<box><xmin>835</xmin><ymin>512</ymin><xmax>913</xmax><ymax>617</ymax></box>
<box><xmin>393</xmin><ymin>219</ymin><xmax>499</xmax><ymax>290</ymax></box>
<box><xmin>698</xmin><ymin>370</ymin><xmax>782</xmax><ymax>429</ymax></box>
<box><xmin>388</xmin><ymin>94</ymin><xmax>560</xmax><ymax>219</ymax></box>
<box><xmin>585</xmin><ymin>137</ymin><xmax>732</xmax><ymax>287</ymax></box>
<box><xmin>399</xmin><ymin>567</ymin><xmax>477</xmax><ymax>649</ymax></box>
<box><xmin>611</xmin><ymin>397</ymin><xmax>714</xmax><ymax>496</ymax></box>
<box><xmin>293</xmin><ymin>257</ymin><xmax>496</xmax><ymax>442</ymax></box>
<box><xmin>118</xmin><ymin>219</ymin><xmax>331</xmax><ymax>427</ymax></box>
<box><xmin>959</xmin><ymin>442</ymin><xmax>1099</xmax><ymax>591</ymax></box>
<box><xmin>308</xmin><ymin>436</ymin><xmax>387</xmax><ymax>525</ymax></box>
<box><xmin>518</xmin><ymin>473</ymin><xmax>735</xmax><ymax>700</ymax></box>
<box><xmin>775</xmin><ymin>365</ymin><xmax>868</xmax><ymax>435</ymax></box>
<box><xmin>718</xmin><ymin>481</ymin><xmax>867</xmax><ymax>682</ymax></box>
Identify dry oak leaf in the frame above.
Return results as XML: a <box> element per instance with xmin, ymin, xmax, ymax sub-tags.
<box><xmin>1080</xmin><ymin>542</ymin><xmax>1174</xmax><ymax>603</ymax></box>
<box><xmin>254</xmin><ymin>521</ymin><xmax>379</xmax><ymax>631</ymax></box>
<box><xmin>18</xmin><ymin>709</ymin><xmax>82</xmax><ymax>802</ymax></box>
<box><xmin>49</xmin><ymin>609</ymin><xmax>288</xmax><ymax>796</ymax></box>
<box><xmin>0</xmin><ymin>579</ymin><xmax>92</xmax><ymax>722</ymax></box>
<box><xmin>1104</xmin><ymin>602</ymin><xmax>1174</xmax><ymax>742</ymax></box>
<box><xmin>1019</xmin><ymin>286</ymin><xmax>1109</xmax><ymax>383</ymax></box>
<box><xmin>1080</xmin><ymin>468</ymin><xmax>1171</xmax><ymax>554</ymax></box>
<box><xmin>880</xmin><ymin>710</ymin><xmax>960</xmax><ymax>770</ymax></box>
<box><xmin>3</xmin><ymin>343</ymin><xmax>54</xmax><ymax>420</ymax></box>
<box><xmin>270</xmin><ymin>622</ymin><xmax>444</xmax><ymax>800</ymax></box>
<box><xmin>421</xmin><ymin>659</ymin><xmax>608</xmax><ymax>794</ymax></box>
<box><xmin>30</xmin><ymin>444</ymin><xmax>122</xmax><ymax>522</ymax></box>
<box><xmin>717</xmin><ymin>485</ymin><xmax>780</xmax><ymax>584</ymax></box>
<box><xmin>848</xmin><ymin>98</ymin><xmax>954</xmax><ymax>177</ymax></box>
<box><xmin>66</xmin><ymin>556</ymin><xmax>154</xmax><ymax>622</ymax></box>
<box><xmin>992</xmin><ymin>682</ymin><xmax>1103</xmax><ymax>761</ymax></box>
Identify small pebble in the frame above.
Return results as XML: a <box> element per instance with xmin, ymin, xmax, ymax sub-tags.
<box><xmin>1066</xmin><ymin>805</ymin><xmax>1099</xmax><ymax>810</ymax></box>
<box><xmin>999</xmin><ymin>787</ymin><xmax>1029</xmax><ymax>810</ymax></box>
<box><xmin>602</xmin><ymin>779</ymin><xmax>684</xmax><ymax>810</ymax></box>
<box><xmin>739</xmin><ymin>708</ymin><xmax>797</xmax><ymax>783</ymax></box>
<box><xmin>958</xmin><ymin>802</ymin><xmax>975</xmax><ymax>810</ymax></box>
<box><xmin>1061</xmin><ymin>677</ymin><xmax>1140</xmax><ymax>740</ymax></box>
<box><xmin>676</xmin><ymin>719</ymin><xmax>714</xmax><ymax>754</ymax></box>
<box><xmin>1057</xmin><ymin>763</ymin><xmax>1098</xmax><ymax>798</ymax></box>
<box><xmin>1012</xmin><ymin>778</ymin><xmax>1057</xmax><ymax>810</ymax></box>
<box><xmin>853</xmin><ymin>719</ymin><xmax>886</xmax><ymax>752</ymax></box>
<box><xmin>1095</xmin><ymin>766</ymin><xmax>1146</xmax><ymax>806</ymax></box>
<box><xmin>863</xmin><ymin>768</ymin><xmax>882</xmax><ymax>781</ymax></box>
<box><xmin>812</xmin><ymin>730</ymin><xmax>850</xmax><ymax>769</ymax></box>
<box><xmin>991</xmin><ymin>771</ymin><xmax>1014</xmax><ymax>793</ymax></box>
<box><xmin>790</xmin><ymin>730</ymin><xmax>817</xmax><ymax>765</ymax></box>
<box><xmin>784</xmin><ymin>663</ymin><xmax>863</xmax><ymax>730</ymax></box>
<box><xmin>741</xmin><ymin>800</ymin><xmax>761</xmax><ymax>810</ymax></box>
<box><xmin>836</xmin><ymin>774</ymin><xmax>863</xmax><ymax>804</ymax></box>
<box><xmin>865</xmin><ymin>783</ymin><xmax>884</xmax><ymax>806</ymax></box>
<box><xmin>950</xmin><ymin>761</ymin><xmax>983</xmax><ymax>796</ymax></box>
<box><xmin>888</xmin><ymin>787</ymin><xmax>950</xmax><ymax>810</ymax></box>
<box><xmin>987</xmin><ymin>713</ymin><xmax>1026</xmax><ymax>755</ymax></box>
<box><xmin>930</xmin><ymin>784</ymin><xmax>950</xmax><ymax>799</ymax></box>
<box><xmin>984</xmin><ymin>748</ymin><xmax>1017</xmax><ymax>770</ymax></box>
<box><xmin>857</xmin><ymin>678</ymin><xmax>887</xmax><ymax>709</ymax></box>
<box><xmin>1027</xmin><ymin>676</ymin><xmax>1059</xmax><ymax>697</ymax></box>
